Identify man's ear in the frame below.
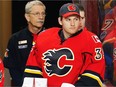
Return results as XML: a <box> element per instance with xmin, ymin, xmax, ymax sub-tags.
<box><xmin>58</xmin><ymin>17</ymin><xmax>62</xmax><ymax>25</ymax></box>
<box><xmin>25</xmin><ymin>13</ymin><xmax>30</xmax><ymax>22</ymax></box>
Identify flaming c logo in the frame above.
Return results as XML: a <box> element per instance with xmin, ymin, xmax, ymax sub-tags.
<box><xmin>68</xmin><ymin>4</ymin><xmax>76</xmax><ymax>11</ymax></box>
<box><xmin>42</xmin><ymin>48</ymin><xmax>74</xmax><ymax>77</ymax></box>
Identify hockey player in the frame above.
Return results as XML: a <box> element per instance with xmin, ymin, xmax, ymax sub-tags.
<box><xmin>101</xmin><ymin>6</ymin><xmax>116</xmax><ymax>86</ymax></box>
<box><xmin>23</xmin><ymin>3</ymin><xmax>105</xmax><ymax>87</ymax></box>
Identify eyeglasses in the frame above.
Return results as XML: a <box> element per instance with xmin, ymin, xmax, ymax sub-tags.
<box><xmin>29</xmin><ymin>12</ymin><xmax>46</xmax><ymax>17</ymax></box>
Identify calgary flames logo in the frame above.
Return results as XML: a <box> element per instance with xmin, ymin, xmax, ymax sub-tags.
<box><xmin>68</xmin><ymin>4</ymin><xmax>76</xmax><ymax>11</ymax></box>
<box><xmin>42</xmin><ymin>48</ymin><xmax>74</xmax><ymax>77</ymax></box>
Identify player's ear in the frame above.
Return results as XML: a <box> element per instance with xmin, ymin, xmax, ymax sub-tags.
<box><xmin>58</xmin><ymin>17</ymin><xmax>62</xmax><ymax>25</ymax></box>
<box><xmin>25</xmin><ymin>13</ymin><xmax>30</xmax><ymax>22</ymax></box>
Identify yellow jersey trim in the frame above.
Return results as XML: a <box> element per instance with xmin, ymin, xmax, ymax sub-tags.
<box><xmin>24</xmin><ymin>69</ymin><xmax>42</xmax><ymax>75</ymax></box>
<box><xmin>82</xmin><ymin>73</ymin><xmax>102</xmax><ymax>87</ymax></box>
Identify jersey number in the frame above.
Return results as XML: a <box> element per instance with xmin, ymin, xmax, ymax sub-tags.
<box><xmin>101</xmin><ymin>19</ymin><xmax>114</xmax><ymax>31</ymax></box>
<box><xmin>95</xmin><ymin>48</ymin><xmax>102</xmax><ymax>60</ymax></box>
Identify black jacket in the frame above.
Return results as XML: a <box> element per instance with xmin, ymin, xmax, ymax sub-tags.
<box><xmin>3</xmin><ymin>27</ymin><xmax>44</xmax><ymax>86</ymax></box>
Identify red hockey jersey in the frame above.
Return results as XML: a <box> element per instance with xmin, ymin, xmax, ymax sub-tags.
<box><xmin>100</xmin><ymin>6</ymin><xmax>116</xmax><ymax>85</ymax></box>
<box><xmin>100</xmin><ymin>6</ymin><xmax>116</xmax><ymax>41</ymax></box>
<box><xmin>24</xmin><ymin>27</ymin><xmax>105</xmax><ymax>87</ymax></box>
<box><xmin>0</xmin><ymin>58</ymin><xmax>4</xmax><ymax>86</ymax></box>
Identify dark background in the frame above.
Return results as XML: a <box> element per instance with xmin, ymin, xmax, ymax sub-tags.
<box><xmin>12</xmin><ymin>0</ymin><xmax>72</xmax><ymax>34</ymax></box>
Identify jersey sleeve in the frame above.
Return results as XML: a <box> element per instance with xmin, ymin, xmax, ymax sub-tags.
<box><xmin>0</xmin><ymin>58</ymin><xmax>4</xmax><ymax>86</ymax></box>
<box><xmin>75</xmin><ymin>34</ymin><xmax>105</xmax><ymax>87</ymax></box>
<box><xmin>24</xmin><ymin>43</ymin><xmax>43</xmax><ymax>78</ymax></box>
<box><xmin>3</xmin><ymin>36</ymin><xmax>18</xmax><ymax>68</ymax></box>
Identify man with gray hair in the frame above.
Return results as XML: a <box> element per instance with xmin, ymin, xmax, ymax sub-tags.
<box><xmin>3</xmin><ymin>0</ymin><xmax>46</xmax><ymax>86</ymax></box>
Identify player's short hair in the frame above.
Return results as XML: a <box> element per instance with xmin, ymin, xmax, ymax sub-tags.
<box><xmin>76</xmin><ymin>3</ymin><xmax>86</xmax><ymax>17</ymax></box>
<box><xmin>77</xmin><ymin>4</ymin><xmax>85</xmax><ymax>12</ymax></box>
<box><xmin>25</xmin><ymin>0</ymin><xmax>46</xmax><ymax>14</ymax></box>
